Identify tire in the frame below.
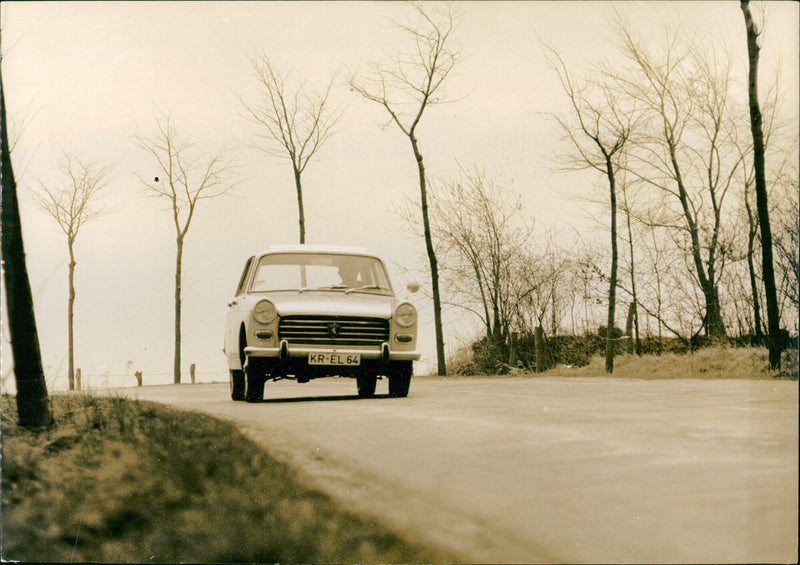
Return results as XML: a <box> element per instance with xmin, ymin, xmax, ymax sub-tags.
<box><xmin>245</xmin><ymin>358</ymin><xmax>266</xmax><ymax>403</ymax></box>
<box><xmin>230</xmin><ymin>369</ymin><xmax>245</xmax><ymax>401</ymax></box>
<box><xmin>388</xmin><ymin>361</ymin><xmax>412</xmax><ymax>398</ymax></box>
<box><xmin>356</xmin><ymin>373</ymin><xmax>377</xmax><ymax>398</ymax></box>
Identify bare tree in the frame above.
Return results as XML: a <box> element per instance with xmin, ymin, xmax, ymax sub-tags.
<box><xmin>562</xmin><ymin>237</ymin><xmax>607</xmax><ymax>336</ymax></box>
<box><xmin>34</xmin><ymin>154</ymin><xmax>111</xmax><ymax>390</ymax></box>
<box><xmin>613</xmin><ymin>18</ymin><xmax>744</xmax><ymax>341</ymax></box>
<box><xmin>741</xmin><ymin>0</ymin><xmax>783</xmax><ymax>368</ymax></box>
<box><xmin>546</xmin><ymin>46</ymin><xmax>634</xmax><ymax>373</ymax></box>
<box><xmin>400</xmin><ymin>166</ymin><xmax>534</xmax><ymax>342</ymax></box>
<box><xmin>350</xmin><ymin>2</ymin><xmax>460</xmax><ymax>375</ymax></box>
<box><xmin>1</xmin><ymin>38</ymin><xmax>52</xmax><ymax>427</ymax></box>
<box><xmin>515</xmin><ymin>234</ymin><xmax>569</xmax><ymax>338</ymax></box>
<box><xmin>243</xmin><ymin>54</ymin><xmax>340</xmax><ymax>244</ymax></box>
<box><xmin>773</xmin><ymin>181</ymin><xmax>799</xmax><ymax>319</ymax></box>
<box><xmin>135</xmin><ymin>110</ymin><xmax>236</xmax><ymax>383</ymax></box>
<box><xmin>728</xmin><ymin>29</ymin><xmax>790</xmax><ymax>341</ymax></box>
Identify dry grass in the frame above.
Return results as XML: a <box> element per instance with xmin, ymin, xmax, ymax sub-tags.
<box><xmin>0</xmin><ymin>393</ymin><xmax>451</xmax><ymax>564</ymax></box>
<box><xmin>541</xmin><ymin>345</ymin><xmax>799</xmax><ymax>380</ymax></box>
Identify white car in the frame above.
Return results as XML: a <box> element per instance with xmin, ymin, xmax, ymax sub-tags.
<box><xmin>224</xmin><ymin>245</ymin><xmax>420</xmax><ymax>402</ymax></box>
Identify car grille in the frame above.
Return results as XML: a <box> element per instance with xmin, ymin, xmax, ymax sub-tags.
<box><xmin>279</xmin><ymin>316</ymin><xmax>389</xmax><ymax>346</ymax></box>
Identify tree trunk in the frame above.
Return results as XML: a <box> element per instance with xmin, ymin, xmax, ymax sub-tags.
<box><xmin>410</xmin><ymin>134</ymin><xmax>446</xmax><ymax>375</ymax></box>
<box><xmin>534</xmin><ymin>325</ymin><xmax>545</xmax><ymax>373</ymax></box>
<box><xmin>625</xmin><ymin>302</ymin><xmax>635</xmax><ymax>354</ymax></box>
<box><xmin>294</xmin><ymin>166</ymin><xmax>306</xmax><ymax>244</ymax></box>
<box><xmin>744</xmin><ymin>189</ymin><xmax>763</xmax><ymax>337</ymax></box>
<box><xmin>702</xmin><ymin>281</ymin><xmax>727</xmax><ymax>339</ymax></box>
<box><xmin>623</xmin><ymin>190</ymin><xmax>641</xmax><ymax>354</ymax></box>
<box><xmin>174</xmin><ymin>236</ymin><xmax>183</xmax><ymax>383</ymax></box>
<box><xmin>0</xmin><ymin>62</ymin><xmax>53</xmax><ymax>428</ymax></box>
<box><xmin>67</xmin><ymin>242</ymin><xmax>76</xmax><ymax>390</ymax></box>
<box><xmin>492</xmin><ymin>290</ymin><xmax>502</xmax><ymax>341</ymax></box>
<box><xmin>473</xmin><ymin>264</ymin><xmax>492</xmax><ymax>338</ymax></box>
<box><xmin>605</xmin><ymin>156</ymin><xmax>618</xmax><ymax>374</ymax></box>
<box><xmin>742</xmin><ymin>0</ymin><xmax>782</xmax><ymax>368</ymax></box>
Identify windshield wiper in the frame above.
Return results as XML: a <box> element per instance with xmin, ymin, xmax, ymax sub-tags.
<box><xmin>315</xmin><ymin>284</ymin><xmax>349</xmax><ymax>291</ymax></box>
<box><xmin>346</xmin><ymin>285</ymin><xmax>388</xmax><ymax>294</ymax></box>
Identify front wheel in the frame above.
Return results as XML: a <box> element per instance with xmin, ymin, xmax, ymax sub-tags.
<box><xmin>356</xmin><ymin>373</ymin><xmax>377</xmax><ymax>398</ymax></box>
<box><xmin>245</xmin><ymin>358</ymin><xmax>266</xmax><ymax>403</ymax></box>
<box><xmin>388</xmin><ymin>361</ymin><xmax>412</xmax><ymax>398</ymax></box>
<box><xmin>230</xmin><ymin>369</ymin><xmax>245</xmax><ymax>401</ymax></box>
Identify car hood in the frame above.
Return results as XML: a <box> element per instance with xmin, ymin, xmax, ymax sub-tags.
<box><xmin>264</xmin><ymin>290</ymin><xmax>395</xmax><ymax>319</ymax></box>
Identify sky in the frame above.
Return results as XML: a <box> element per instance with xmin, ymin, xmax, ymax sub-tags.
<box><xmin>1</xmin><ymin>1</ymin><xmax>798</xmax><ymax>391</ymax></box>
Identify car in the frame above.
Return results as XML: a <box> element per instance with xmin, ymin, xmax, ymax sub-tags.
<box><xmin>224</xmin><ymin>245</ymin><xmax>421</xmax><ymax>402</ymax></box>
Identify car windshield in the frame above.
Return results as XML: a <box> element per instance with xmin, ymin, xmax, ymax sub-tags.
<box><xmin>250</xmin><ymin>253</ymin><xmax>393</xmax><ymax>295</ymax></box>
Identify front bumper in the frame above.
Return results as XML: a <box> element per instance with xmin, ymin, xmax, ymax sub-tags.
<box><xmin>244</xmin><ymin>340</ymin><xmax>420</xmax><ymax>362</ymax></box>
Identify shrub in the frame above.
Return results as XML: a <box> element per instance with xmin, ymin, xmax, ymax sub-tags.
<box><xmin>455</xmin><ymin>329</ymin><xmax>799</xmax><ymax>377</ymax></box>
<box><xmin>471</xmin><ymin>336</ymin><xmax>511</xmax><ymax>374</ymax></box>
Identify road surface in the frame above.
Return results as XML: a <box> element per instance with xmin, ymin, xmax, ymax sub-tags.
<box><xmin>117</xmin><ymin>376</ymin><xmax>798</xmax><ymax>564</ymax></box>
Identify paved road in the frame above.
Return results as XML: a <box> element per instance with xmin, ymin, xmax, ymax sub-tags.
<box><xmin>118</xmin><ymin>376</ymin><xmax>798</xmax><ymax>564</ymax></box>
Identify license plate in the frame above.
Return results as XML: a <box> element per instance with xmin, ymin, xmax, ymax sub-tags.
<box><xmin>308</xmin><ymin>353</ymin><xmax>361</xmax><ymax>366</ymax></box>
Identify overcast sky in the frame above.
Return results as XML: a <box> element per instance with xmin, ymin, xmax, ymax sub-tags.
<box><xmin>1</xmin><ymin>1</ymin><xmax>798</xmax><ymax>391</ymax></box>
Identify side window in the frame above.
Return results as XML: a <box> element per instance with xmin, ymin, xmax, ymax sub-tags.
<box><xmin>235</xmin><ymin>256</ymin><xmax>255</xmax><ymax>296</ymax></box>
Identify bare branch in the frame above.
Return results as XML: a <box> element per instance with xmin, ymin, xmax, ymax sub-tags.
<box><xmin>242</xmin><ymin>52</ymin><xmax>342</xmax><ymax>242</ymax></box>
<box><xmin>134</xmin><ymin>109</ymin><xmax>237</xmax><ymax>238</ymax></box>
<box><xmin>33</xmin><ymin>151</ymin><xmax>113</xmax><ymax>241</ymax></box>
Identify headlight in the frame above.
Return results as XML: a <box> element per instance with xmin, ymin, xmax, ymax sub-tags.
<box><xmin>253</xmin><ymin>300</ymin><xmax>277</xmax><ymax>324</ymax></box>
<box><xmin>394</xmin><ymin>302</ymin><xmax>417</xmax><ymax>328</ymax></box>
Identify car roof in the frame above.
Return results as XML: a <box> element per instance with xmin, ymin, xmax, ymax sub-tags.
<box><xmin>257</xmin><ymin>244</ymin><xmax>379</xmax><ymax>258</ymax></box>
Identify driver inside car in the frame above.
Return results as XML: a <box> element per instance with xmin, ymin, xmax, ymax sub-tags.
<box><xmin>337</xmin><ymin>264</ymin><xmax>361</xmax><ymax>288</ymax></box>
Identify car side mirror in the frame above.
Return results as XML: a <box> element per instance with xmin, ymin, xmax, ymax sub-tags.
<box><xmin>406</xmin><ymin>280</ymin><xmax>420</xmax><ymax>293</ymax></box>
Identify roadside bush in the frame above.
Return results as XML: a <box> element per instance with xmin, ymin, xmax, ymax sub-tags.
<box><xmin>778</xmin><ymin>347</ymin><xmax>799</xmax><ymax>380</ymax></box>
<box><xmin>540</xmin><ymin>344</ymin><xmax>795</xmax><ymax>380</ymax></box>
<box><xmin>471</xmin><ymin>336</ymin><xmax>511</xmax><ymax>374</ymax></box>
<box><xmin>454</xmin><ymin>329</ymin><xmax>798</xmax><ymax>377</ymax></box>
<box><xmin>513</xmin><ymin>333</ymin><xmax>598</xmax><ymax>369</ymax></box>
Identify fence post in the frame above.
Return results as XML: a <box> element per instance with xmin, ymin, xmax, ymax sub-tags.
<box><xmin>134</xmin><ymin>370</ymin><xmax>142</xmax><ymax>387</ymax></box>
<box><xmin>534</xmin><ymin>326</ymin><xmax>545</xmax><ymax>373</ymax></box>
<box><xmin>76</xmin><ymin>368</ymin><xmax>81</xmax><ymax>391</ymax></box>
<box><xmin>190</xmin><ymin>363</ymin><xmax>196</xmax><ymax>384</ymax></box>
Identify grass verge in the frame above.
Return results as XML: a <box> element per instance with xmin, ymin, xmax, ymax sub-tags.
<box><xmin>540</xmin><ymin>345</ymin><xmax>799</xmax><ymax>380</ymax></box>
<box><xmin>0</xmin><ymin>393</ymin><xmax>450</xmax><ymax>564</ymax></box>
<box><xmin>436</xmin><ymin>345</ymin><xmax>799</xmax><ymax>380</ymax></box>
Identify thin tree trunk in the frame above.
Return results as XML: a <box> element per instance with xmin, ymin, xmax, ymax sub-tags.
<box><xmin>67</xmin><ymin>241</ymin><xmax>76</xmax><ymax>390</ymax></box>
<box><xmin>492</xmin><ymin>288</ymin><xmax>502</xmax><ymax>341</ymax></box>
<box><xmin>742</xmin><ymin>0</ymin><xmax>782</xmax><ymax>368</ymax></box>
<box><xmin>294</xmin><ymin>166</ymin><xmax>306</xmax><ymax>244</ymax></box>
<box><xmin>633</xmin><ymin>294</ymin><xmax>640</xmax><ymax>353</ymax></box>
<box><xmin>174</xmin><ymin>236</ymin><xmax>183</xmax><ymax>383</ymax></box>
<box><xmin>0</xmin><ymin>62</ymin><xmax>53</xmax><ymax>428</ymax></box>
<box><xmin>411</xmin><ymin>134</ymin><xmax>446</xmax><ymax>375</ymax></box>
<box><xmin>623</xmin><ymin>188</ymin><xmax>641</xmax><ymax>354</ymax></box>
<box><xmin>744</xmin><ymin>187</ymin><xmax>763</xmax><ymax>337</ymax></box>
<box><xmin>605</xmin><ymin>156</ymin><xmax>618</xmax><ymax>374</ymax></box>
<box><xmin>625</xmin><ymin>301</ymin><xmax>635</xmax><ymax>354</ymax></box>
<box><xmin>471</xmin><ymin>263</ymin><xmax>492</xmax><ymax>337</ymax></box>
